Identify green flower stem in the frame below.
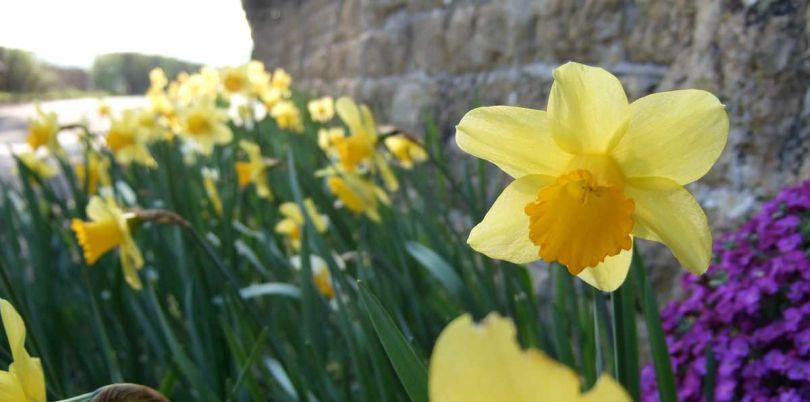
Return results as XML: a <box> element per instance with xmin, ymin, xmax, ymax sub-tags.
<box><xmin>612</xmin><ymin>263</ymin><xmax>640</xmax><ymax>401</ymax></box>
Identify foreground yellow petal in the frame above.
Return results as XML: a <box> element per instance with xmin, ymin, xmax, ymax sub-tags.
<box><xmin>456</xmin><ymin>106</ymin><xmax>571</xmax><ymax>178</ymax></box>
<box><xmin>625</xmin><ymin>179</ymin><xmax>712</xmax><ymax>274</ymax></box>
<box><xmin>612</xmin><ymin>89</ymin><xmax>729</xmax><ymax>185</ymax></box>
<box><xmin>429</xmin><ymin>314</ymin><xmax>629</xmax><ymax>402</ymax></box>
<box><xmin>0</xmin><ymin>371</ymin><xmax>27</xmax><ymax>402</ymax></box>
<box><xmin>468</xmin><ymin>175</ymin><xmax>554</xmax><ymax>264</ymax></box>
<box><xmin>0</xmin><ymin>300</ymin><xmax>46</xmax><ymax>402</ymax></box>
<box><xmin>576</xmin><ymin>245</ymin><xmax>633</xmax><ymax>292</ymax></box>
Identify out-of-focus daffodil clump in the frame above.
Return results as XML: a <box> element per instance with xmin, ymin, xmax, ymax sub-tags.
<box><xmin>0</xmin><ymin>61</ymin><xmax>732</xmax><ymax>402</ymax></box>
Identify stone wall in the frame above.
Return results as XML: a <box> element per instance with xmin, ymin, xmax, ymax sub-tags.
<box><xmin>242</xmin><ymin>0</ymin><xmax>810</xmax><ymax>291</ymax></box>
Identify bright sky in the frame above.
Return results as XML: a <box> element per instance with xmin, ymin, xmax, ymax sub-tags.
<box><xmin>0</xmin><ymin>0</ymin><xmax>254</xmax><ymax>68</ymax></box>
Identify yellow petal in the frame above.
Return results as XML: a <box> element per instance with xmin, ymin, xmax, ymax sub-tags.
<box><xmin>456</xmin><ymin>106</ymin><xmax>571</xmax><ymax>178</ymax></box>
<box><xmin>0</xmin><ymin>300</ymin><xmax>27</xmax><ymax>362</ymax></box>
<box><xmin>468</xmin><ymin>175</ymin><xmax>554</xmax><ymax>264</ymax></box>
<box><xmin>625</xmin><ymin>179</ymin><xmax>712</xmax><ymax>274</ymax></box>
<box><xmin>611</xmin><ymin>90</ymin><xmax>729</xmax><ymax>185</ymax></box>
<box><xmin>581</xmin><ymin>375</ymin><xmax>632</xmax><ymax>402</ymax></box>
<box><xmin>0</xmin><ymin>371</ymin><xmax>26</xmax><ymax>402</ymax></box>
<box><xmin>0</xmin><ymin>300</ymin><xmax>46</xmax><ymax>402</ymax></box>
<box><xmin>374</xmin><ymin>154</ymin><xmax>399</xmax><ymax>191</ymax></box>
<box><xmin>576</xmin><ymin>242</ymin><xmax>633</xmax><ymax>292</ymax></box>
<box><xmin>303</xmin><ymin>199</ymin><xmax>328</xmax><ymax>233</ymax></box>
<box><xmin>429</xmin><ymin>313</ymin><xmax>581</xmax><ymax>402</ymax></box>
<box><xmin>9</xmin><ymin>358</ymin><xmax>45</xmax><ymax>402</ymax></box>
<box><xmin>275</xmin><ymin>218</ymin><xmax>298</xmax><ymax>235</ymax></box>
<box><xmin>279</xmin><ymin>202</ymin><xmax>304</xmax><ymax>224</ymax></box>
<box><xmin>85</xmin><ymin>196</ymin><xmax>117</xmax><ymax>222</ymax></box>
<box><xmin>548</xmin><ymin>62</ymin><xmax>629</xmax><ymax>154</ymax></box>
<box><xmin>336</xmin><ymin>97</ymin><xmax>363</xmax><ymax>136</ymax></box>
<box><xmin>120</xmin><ymin>239</ymin><xmax>145</xmax><ymax>290</ymax></box>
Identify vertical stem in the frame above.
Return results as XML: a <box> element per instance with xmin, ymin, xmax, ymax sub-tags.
<box><xmin>612</xmin><ymin>262</ymin><xmax>640</xmax><ymax>401</ymax></box>
<box><xmin>633</xmin><ymin>248</ymin><xmax>678</xmax><ymax>402</ymax></box>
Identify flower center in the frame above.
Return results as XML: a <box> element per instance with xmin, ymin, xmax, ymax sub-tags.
<box><xmin>524</xmin><ymin>169</ymin><xmax>634</xmax><ymax>274</ymax></box>
<box><xmin>187</xmin><ymin>114</ymin><xmax>211</xmax><ymax>135</ymax></box>
<box><xmin>106</xmin><ymin>130</ymin><xmax>134</xmax><ymax>152</ymax></box>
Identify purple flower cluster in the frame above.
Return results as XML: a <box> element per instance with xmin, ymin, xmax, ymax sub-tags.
<box><xmin>642</xmin><ymin>181</ymin><xmax>810</xmax><ymax>402</ymax></box>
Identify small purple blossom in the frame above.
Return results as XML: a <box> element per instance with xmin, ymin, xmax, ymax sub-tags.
<box><xmin>642</xmin><ymin>181</ymin><xmax>810</xmax><ymax>401</ymax></box>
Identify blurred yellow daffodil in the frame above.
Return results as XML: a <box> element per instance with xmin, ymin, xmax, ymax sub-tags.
<box><xmin>149</xmin><ymin>67</ymin><xmax>168</xmax><ymax>91</ymax></box>
<box><xmin>235</xmin><ymin>140</ymin><xmax>274</xmax><ymax>199</ymax></box>
<box><xmin>26</xmin><ymin>106</ymin><xmax>60</xmax><ymax>154</ymax></box>
<box><xmin>275</xmin><ymin>199</ymin><xmax>328</xmax><ymax>251</ymax></box>
<box><xmin>270</xmin><ymin>68</ymin><xmax>292</xmax><ymax>92</ymax></box>
<box><xmin>177</xmin><ymin>99</ymin><xmax>233</xmax><ymax>155</ymax></box>
<box><xmin>308</xmin><ymin>96</ymin><xmax>335</xmax><ymax>123</ymax></box>
<box><xmin>270</xmin><ymin>100</ymin><xmax>304</xmax><ymax>133</ymax></box>
<box><xmin>334</xmin><ymin>97</ymin><xmax>398</xmax><ymax>191</ymax></box>
<box><xmin>0</xmin><ymin>299</ymin><xmax>46</xmax><ymax>402</ymax></box>
<box><xmin>220</xmin><ymin>65</ymin><xmax>250</xmax><ymax>95</ymax></box>
<box><xmin>16</xmin><ymin>152</ymin><xmax>57</xmax><ymax>181</ymax></box>
<box><xmin>289</xmin><ymin>254</ymin><xmax>344</xmax><ymax>300</ymax></box>
<box><xmin>323</xmin><ymin>169</ymin><xmax>390</xmax><ymax>223</ymax></box>
<box><xmin>71</xmin><ymin>196</ymin><xmax>145</xmax><ymax>290</ymax></box>
<box><xmin>106</xmin><ymin>110</ymin><xmax>157</xmax><ymax>167</ymax></box>
<box><xmin>317</xmin><ymin>127</ymin><xmax>345</xmax><ymax>153</ymax></box>
<box><xmin>246</xmin><ymin>60</ymin><xmax>271</xmax><ymax>96</ymax></box>
<box><xmin>429</xmin><ymin>313</ymin><xmax>629</xmax><ymax>402</ymax></box>
<box><xmin>97</xmin><ymin>99</ymin><xmax>111</xmax><ymax>118</ymax></box>
<box><xmin>384</xmin><ymin>134</ymin><xmax>428</xmax><ymax>169</ymax></box>
<box><xmin>74</xmin><ymin>152</ymin><xmax>111</xmax><ymax>194</ymax></box>
<box><xmin>201</xmin><ymin>168</ymin><xmax>223</xmax><ymax>216</ymax></box>
<box><xmin>457</xmin><ymin>62</ymin><xmax>728</xmax><ymax>291</ymax></box>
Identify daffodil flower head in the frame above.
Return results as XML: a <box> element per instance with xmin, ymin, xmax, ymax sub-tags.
<box><xmin>235</xmin><ymin>140</ymin><xmax>275</xmax><ymax>199</ymax></box>
<box><xmin>178</xmin><ymin>98</ymin><xmax>233</xmax><ymax>155</ymax></box>
<box><xmin>308</xmin><ymin>96</ymin><xmax>335</xmax><ymax>123</ymax></box>
<box><xmin>220</xmin><ymin>65</ymin><xmax>250</xmax><ymax>95</ymax></box>
<box><xmin>97</xmin><ymin>99</ymin><xmax>111</xmax><ymax>118</ymax></box>
<box><xmin>383</xmin><ymin>134</ymin><xmax>428</xmax><ymax>169</ymax></box>
<box><xmin>317</xmin><ymin>127</ymin><xmax>346</xmax><ymax>153</ymax></box>
<box><xmin>106</xmin><ymin>110</ymin><xmax>157</xmax><ymax>168</ymax></box>
<box><xmin>270</xmin><ymin>100</ymin><xmax>304</xmax><ymax>133</ymax></box>
<box><xmin>274</xmin><ymin>199</ymin><xmax>329</xmax><ymax>251</ymax></box>
<box><xmin>429</xmin><ymin>313</ymin><xmax>630</xmax><ymax>402</ymax></box>
<box><xmin>71</xmin><ymin>195</ymin><xmax>145</xmax><ymax>290</ymax></box>
<box><xmin>246</xmin><ymin>60</ymin><xmax>271</xmax><ymax>96</ymax></box>
<box><xmin>270</xmin><ymin>68</ymin><xmax>293</xmax><ymax>91</ymax></box>
<box><xmin>0</xmin><ymin>299</ymin><xmax>46</xmax><ymax>402</ymax></box>
<box><xmin>26</xmin><ymin>105</ymin><xmax>60</xmax><ymax>154</ymax></box>
<box><xmin>323</xmin><ymin>168</ymin><xmax>390</xmax><ymax>223</ymax></box>
<box><xmin>149</xmin><ymin>67</ymin><xmax>168</xmax><ymax>91</ymax></box>
<box><xmin>289</xmin><ymin>254</ymin><xmax>345</xmax><ymax>300</ymax></box>
<box><xmin>334</xmin><ymin>97</ymin><xmax>399</xmax><ymax>191</ymax></box>
<box><xmin>201</xmin><ymin>168</ymin><xmax>223</xmax><ymax>216</ymax></box>
<box><xmin>457</xmin><ymin>62</ymin><xmax>728</xmax><ymax>291</ymax></box>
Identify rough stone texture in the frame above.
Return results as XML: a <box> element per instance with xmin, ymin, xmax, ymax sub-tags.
<box><xmin>242</xmin><ymin>0</ymin><xmax>810</xmax><ymax>298</ymax></box>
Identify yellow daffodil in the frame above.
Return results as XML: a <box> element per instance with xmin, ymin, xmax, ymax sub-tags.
<box><xmin>26</xmin><ymin>106</ymin><xmax>60</xmax><ymax>154</ymax></box>
<box><xmin>308</xmin><ymin>96</ymin><xmax>335</xmax><ymax>123</ymax></box>
<box><xmin>317</xmin><ymin>127</ymin><xmax>345</xmax><ymax>153</ymax></box>
<box><xmin>0</xmin><ymin>299</ymin><xmax>46</xmax><ymax>402</ymax></box>
<box><xmin>289</xmin><ymin>255</ymin><xmax>345</xmax><ymax>299</ymax></box>
<box><xmin>106</xmin><ymin>110</ymin><xmax>157</xmax><ymax>167</ymax></box>
<box><xmin>235</xmin><ymin>140</ymin><xmax>274</xmax><ymax>199</ymax></box>
<box><xmin>270</xmin><ymin>100</ymin><xmax>304</xmax><ymax>133</ymax></box>
<box><xmin>16</xmin><ymin>152</ymin><xmax>56</xmax><ymax>180</ymax></box>
<box><xmin>201</xmin><ymin>168</ymin><xmax>223</xmax><ymax>216</ymax></box>
<box><xmin>176</xmin><ymin>68</ymin><xmax>220</xmax><ymax>106</ymax></box>
<box><xmin>220</xmin><ymin>65</ymin><xmax>249</xmax><ymax>95</ymax></box>
<box><xmin>149</xmin><ymin>67</ymin><xmax>168</xmax><ymax>91</ymax></box>
<box><xmin>430</xmin><ymin>313</ymin><xmax>629</xmax><ymax>402</ymax></box>
<box><xmin>177</xmin><ymin>99</ymin><xmax>233</xmax><ymax>155</ymax></box>
<box><xmin>270</xmin><ymin>68</ymin><xmax>292</xmax><ymax>92</ymax></box>
<box><xmin>457</xmin><ymin>62</ymin><xmax>728</xmax><ymax>291</ymax></box>
<box><xmin>323</xmin><ymin>169</ymin><xmax>390</xmax><ymax>223</ymax></box>
<box><xmin>334</xmin><ymin>97</ymin><xmax>399</xmax><ymax>191</ymax></box>
<box><xmin>246</xmin><ymin>60</ymin><xmax>271</xmax><ymax>96</ymax></box>
<box><xmin>274</xmin><ymin>199</ymin><xmax>329</xmax><ymax>250</ymax></box>
<box><xmin>74</xmin><ymin>152</ymin><xmax>111</xmax><ymax>194</ymax></box>
<box><xmin>97</xmin><ymin>99</ymin><xmax>111</xmax><ymax>118</ymax></box>
<box><xmin>260</xmin><ymin>87</ymin><xmax>283</xmax><ymax>110</ymax></box>
<box><xmin>71</xmin><ymin>196</ymin><xmax>145</xmax><ymax>290</ymax></box>
<box><xmin>384</xmin><ymin>134</ymin><xmax>428</xmax><ymax>169</ymax></box>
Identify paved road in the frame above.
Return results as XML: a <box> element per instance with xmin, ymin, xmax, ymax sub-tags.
<box><xmin>0</xmin><ymin>96</ymin><xmax>147</xmax><ymax>172</ymax></box>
